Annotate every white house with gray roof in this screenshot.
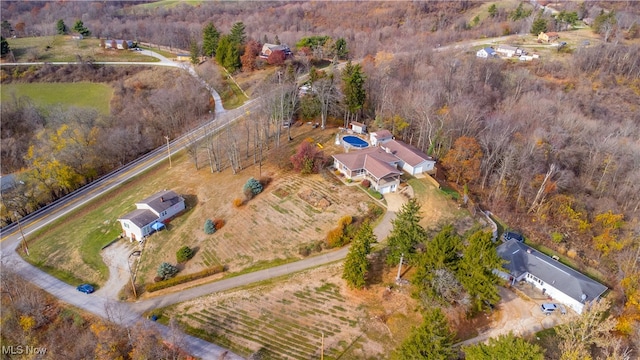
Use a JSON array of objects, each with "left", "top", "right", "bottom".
[
  {"left": 118, "top": 190, "right": 185, "bottom": 242},
  {"left": 496, "top": 239, "right": 608, "bottom": 314}
]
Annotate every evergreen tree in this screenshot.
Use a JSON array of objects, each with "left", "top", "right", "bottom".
[
  {"left": 189, "top": 38, "right": 199, "bottom": 64},
  {"left": 1, "top": 20, "right": 12, "bottom": 38},
  {"left": 56, "top": 19, "right": 67, "bottom": 35},
  {"left": 488, "top": 4, "right": 498, "bottom": 18},
  {"left": 157, "top": 262, "right": 179, "bottom": 280},
  {"left": 342, "top": 222, "right": 375, "bottom": 288},
  {"left": 204, "top": 219, "right": 215, "bottom": 234},
  {"left": 176, "top": 246, "right": 194, "bottom": 263},
  {"left": 243, "top": 177, "right": 263, "bottom": 196},
  {"left": 341, "top": 61, "right": 366, "bottom": 123},
  {"left": 386, "top": 198, "right": 425, "bottom": 266},
  {"left": 456, "top": 231, "right": 504, "bottom": 313},
  {"left": 229, "top": 21, "right": 247, "bottom": 45},
  {"left": 274, "top": 34, "right": 280, "bottom": 45},
  {"left": 215, "top": 35, "right": 230, "bottom": 66},
  {"left": 413, "top": 225, "right": 463, "bottom": 304},
  {"left": 393, "top": 307, "right": 456, "bottom": 360},
  {"left": 202, "top": 22, "right": 220, "bottom": 57},
  {"left": 334, "top": 37, "right": 348, "bottom": 59},
  {"left": 72, "top": 20, "right": 91, "bottom": 37},
  {"left": 463, "top": 333, "right": 545, "bottom": 360},
  {"left": 531, "top": 17, "right": 548, "bottom": 35},
  {"left": 0, "top": 36, "right": 10, "bottom": 57}
]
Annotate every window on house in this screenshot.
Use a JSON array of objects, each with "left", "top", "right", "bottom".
[{"left": 124, "top": 223, "right": 129, "bottom": 229}]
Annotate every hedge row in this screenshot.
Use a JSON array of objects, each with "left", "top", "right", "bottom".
[{"left": 145, "top": 265, "right": 225, "bottom": 293}]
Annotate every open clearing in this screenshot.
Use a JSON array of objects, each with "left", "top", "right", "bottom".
[
  {"left": 160, "top": 262, "right": 421, "bottom": 360},
  {"left": 4, "top": 36, "right": 159, "bottom": 63},
  {"left": 21, "top": 125, "right": 377, "bottom": 289},
  {"left": 1, "top": 82, "right": 113, "bottom": 114}
]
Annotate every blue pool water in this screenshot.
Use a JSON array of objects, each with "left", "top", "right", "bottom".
[{"left": 342, "top": 135, "right": 369, "bottom": 148}]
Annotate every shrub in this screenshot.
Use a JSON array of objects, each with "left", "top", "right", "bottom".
[
  {"left": 326, "top": 227, "right": 345, "bottom": 248},
  {"left": 213, "top": 219, "right": 225, "bottom": 230},
  {"left": 145, "top": 265, "right": 225, "bottom": 293},
  {"left": 176, "top": 246, "right": 194, "bottom": 263},
  {"left": 298, "top": 246, "right": 311, "bottom": 257},
  {"left": 367, "top": 188, "right": 383, "bottom": 199},
  {"left": 204, "top": 219, "right": 216, "bottom": 234},
  {"left": 157, "top": 262, "right": 179, "bottom": 280},
  {"left": 244, "top": 177, "right": 263, "bottom": 197},
  {"left": 291, "top": 140, "right": 326, "bottom": 174},
  {"left": 338, "top": 215, "right": 353, "bottom": 228},
  {"left": 361, "top": 179, "right": 371, "bottom": 188},
  {"left": 233, "top": 198, "right": 244, "bottom": 207}
]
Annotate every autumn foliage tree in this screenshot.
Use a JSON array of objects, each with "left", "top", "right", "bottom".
[
  {"left": 442, "top": 136, "right": 483, "bottom": 185},
  {"left": 290, "top": 139, "right": 326, "bottom": 174},
  {"left": 241, "top": 40, "right": 261, "bottom": 72},
  {"left": 267, "top": 49, "right": 286, "bottom": 65}
]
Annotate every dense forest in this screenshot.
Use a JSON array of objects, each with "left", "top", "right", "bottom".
[{"left": 1, "top": 1, "right": 639, "bottom": 358}]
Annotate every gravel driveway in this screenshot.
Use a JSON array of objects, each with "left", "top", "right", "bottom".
[{"left": 95, "top": 240, "right": 138, "bottom": 299}]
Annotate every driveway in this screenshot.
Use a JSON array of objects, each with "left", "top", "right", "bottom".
[{"left": 455, "top": 286, "right": 570, "bottom": 347}]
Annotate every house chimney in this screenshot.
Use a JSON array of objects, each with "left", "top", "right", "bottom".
[{"left": 160, "top": 196, "right": 164, "bottom": 202}]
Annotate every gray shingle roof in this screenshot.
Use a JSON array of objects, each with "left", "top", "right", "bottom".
[
  {"left": 497, "top": 239, "right": 607, "bottom": 304},
  {"left": 119, "top": 209, "right": 157, "bottom": 228},
  {"left": 137, "top": 190, "right": 182, "bottom": 214}
]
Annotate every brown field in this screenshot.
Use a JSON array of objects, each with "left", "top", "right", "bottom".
[{"left": 160, "top": 262, "right": 423, "bottom": 360}]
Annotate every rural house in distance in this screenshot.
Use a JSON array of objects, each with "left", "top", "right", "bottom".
[{"left": 118, "top": 190, "right": 185, "bottom": 242}]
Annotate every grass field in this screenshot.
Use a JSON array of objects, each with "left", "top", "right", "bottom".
[
  {"left": 1, "top": 82, "right": 113, "bottom": 114},
  {"left": 5, "top": 36, "right": 160, "bottom": 63},
  {"left": 22, "top": 157, "right": 176, "bottom": 286}
]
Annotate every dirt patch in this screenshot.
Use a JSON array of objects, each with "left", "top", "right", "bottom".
[{"left": 297, "top": 187, "right": 332, "bottom": 211}]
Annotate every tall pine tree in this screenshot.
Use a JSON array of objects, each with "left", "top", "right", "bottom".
[
  {"left": 386, "top": 198, "right": 425, "bottom": 266},
  {"left": 341, "top": 61, "right": 366, "bottom": 125},
  {"left": 229, "top": 22, "right": 246, "bottom": 45},
  {"left": 342, "top": 222, "right": 375, "bottom": 288},
  {"left": 456, "top": 231, "right": 504, "bottom": 313},
  {"left": 393, "top": 307, "right": 456, "bottom": 360},
  {"left": 202, "top": 22, "right": 220, "bottom": 57}
]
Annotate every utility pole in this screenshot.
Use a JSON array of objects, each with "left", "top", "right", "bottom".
[
  {"left": 396, "top": 253, "right": 404, "bottom": 283},
  {"left": 164, "top": 136, "right": 172, "bottom": 169},
  {"left": 128, "top": 252, "right": 138, "bottom": 299},
  {"left": 16, "top": 214, "right": 29, "bottom": 256}
]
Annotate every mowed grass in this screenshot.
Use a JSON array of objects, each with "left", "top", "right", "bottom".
[
  {"left": 1, "top": 82, "right": 113, "bottom": 114},
  {"left": 134, "top": 0, "right": 203, "bottom": 9},
  {"left": 6, "top": 36, "right": 160, "bottom": 63},
  {"left": 23, "top": 154, "right": 177, "bottom": 286}
]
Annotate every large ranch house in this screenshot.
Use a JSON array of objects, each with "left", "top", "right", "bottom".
[{"left": 333, "top": 131, "right": 435, "bottom": 194}]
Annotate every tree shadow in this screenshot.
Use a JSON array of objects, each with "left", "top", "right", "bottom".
[{"left": 182, "top": 194, "right": 199, "bottom": 209}]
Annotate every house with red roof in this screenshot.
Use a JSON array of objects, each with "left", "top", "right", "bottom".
[
  {"left": 332, "top": 139, "right": 436, "bottom": 193},
  {"left": 118, "top": 190, "right": 185, "bottom": 242},
  {"left": 380, "top": 140, "right": 436, "bottom": 176},
  {"left": 332, "top": 147, "right": 403, "bottom": 194}
]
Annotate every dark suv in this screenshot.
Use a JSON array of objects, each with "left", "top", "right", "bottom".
[{"left": 503, "top": 231, "right": 524, "bottom": 243}]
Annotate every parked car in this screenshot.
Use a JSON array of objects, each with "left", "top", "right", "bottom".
[
  {"left": 77, "top": 284, "right": 95, "bottom": 294},
  {"left": 541, "top": 303, "right": 558, "bottom": 315},
  {"left": 503, "top": 231, "right": 524, "bottom": 243}
]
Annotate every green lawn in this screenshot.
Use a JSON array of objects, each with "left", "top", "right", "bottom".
[
  {"left": 1, "top": 82, "right": 113, "bottom": 114},
  {"left": 23, "top": 154, "right": 177, "bottom": 286}
]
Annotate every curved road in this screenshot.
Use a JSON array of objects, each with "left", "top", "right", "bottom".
[{"left": 0, "top": 34, "right": 524, "bottom": 357}]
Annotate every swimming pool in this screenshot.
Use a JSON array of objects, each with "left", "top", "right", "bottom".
[{"left": 342, "top": 135, "right": 369, "bottom": 148}]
